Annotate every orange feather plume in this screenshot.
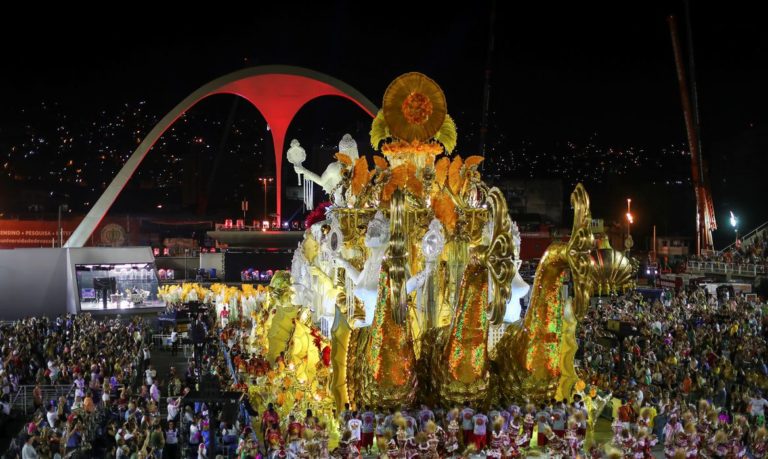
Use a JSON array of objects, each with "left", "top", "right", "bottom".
[
  {"left": 335, "top": 153, "right": 353, "bottom": 166},
  {"left": 463, "top": 155, "right": 484, "bottom": 169},
  {"left": 351, "top": 157, "right": 370, "bottom": 196},
  {"left": 448, "top": 156, "right": 464, "bottom": 195},
  {"left": 434, "top": 157, "right": 450, "bottom": 187},
  {"left": 373, "top": 156, "right": 389, "bottom": 170},
  {"left": 432, "top": 191, "right": 457, "bottom": 233}
]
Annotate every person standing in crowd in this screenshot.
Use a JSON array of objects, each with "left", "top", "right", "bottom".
[
  {"left": 360, "top": 406, "right": 376, "bottom": 455},
  {"left": 21, "top": 434, "right": 37, "bottom": 459},
  {"left": 460, "top": 402, "right": 474, "bottom": 446},
  {"left": 165, "top": 420, "right": 179, "bottom": 459}
]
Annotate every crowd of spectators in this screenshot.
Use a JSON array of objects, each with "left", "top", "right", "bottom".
[
  {"left": 578, "top": 286, "right": 768, "bottom": 456},
  {"left": 4, "top": 282, "right": 768, "bottom": 458},
  {"left": 0, "top": 314, "right": 188, "bottom": 459},
  {"left": 688, "top": 231, "right": 768, "bottom": 268}
]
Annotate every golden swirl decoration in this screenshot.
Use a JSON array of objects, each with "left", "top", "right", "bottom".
[
  {"left": 382, "top": 72, "right": 447, "bottom": 142},
  {"left": 566, "top": 184, "right": 595, "bottom": 319},
  {"left": 484, "top": 187, "right": 516, "bottom": 325}
]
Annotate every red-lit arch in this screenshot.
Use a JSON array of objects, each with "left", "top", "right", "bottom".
[{"left": 66, "top": 66, "right": 378, "bottom": 247}]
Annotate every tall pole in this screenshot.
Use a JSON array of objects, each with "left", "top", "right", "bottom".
[
  {"left": 263, "top": 181, "right": 268, "bottom": 223},
  {"left": 652, "top": 225, "right": 657, "bottom": 262},
  {"left": 58, "top": 205, "right": 62, "bottom": 248},
  {"left": 626, "top": 198, "right": 633, "bottom": 255}
]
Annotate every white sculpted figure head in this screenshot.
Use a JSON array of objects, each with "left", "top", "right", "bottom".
[
  {"left": 365, "top": 211, "right": 390, "bottom": 248},
  {"left": 421, "top": 219, "right": 445, "bottom": 263},
  {"left": 338, "top": 134, "right": 359, "bottom": 160}
]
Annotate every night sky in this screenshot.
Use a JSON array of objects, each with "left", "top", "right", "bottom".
[{"left": 0, "top": 2, "right": 766, "bottom": 248}]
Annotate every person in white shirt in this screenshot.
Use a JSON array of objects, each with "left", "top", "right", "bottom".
[
  {"left": 471, "top": 412, "right": 489, "bottom": 450},
  {"left": 750, "top": 392, "right": 768, "bottom": 422},
  {"left": 170, "top": 330, "right": 179, "bottom": 356},
  {"left": 551, "top": 402, "right": 566, "bottom": 436},
  {"left": 167, "top": 397, "right": 180, "bottom": 422},
  {"left": 403, "top": 412, "right": 417, "bottom": 438},
  {"left": 150, "top": 382, "right": 160, "bottom": 403},
  {"left": 536, "top": 404, "right": 551, "bottom": 447},
  {"left": 460, "top": 403, "right": 475, "bottom": 445},
  {"left": 347, "top": 412, "right": 363, "bottom": 446},
  {"left": 145, "top": 365, "right": 156, "bottom": 386},
  {"left": 46, "top": 405, "right": 58, "bottom": 429},
  {"left": 21, "top": 435, "right": 38, "bottom": 459},
  {"left": 360, "top": 407, "right": 376, "bottom": 454}
]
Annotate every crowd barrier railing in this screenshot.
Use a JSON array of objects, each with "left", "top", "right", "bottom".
[
  {"left": 9, "top": 384, "right": 76, "bottom": 416},
  {"left": 686, "top": 260, "right": 767, "bottom": 277}
]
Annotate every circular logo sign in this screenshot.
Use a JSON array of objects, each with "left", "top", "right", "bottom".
[
  {"left": 624, "top": 235, "right": 634, "bottom": 250},
  {"left": 100, "top": 223, "right": 126, "bottom": 246}
]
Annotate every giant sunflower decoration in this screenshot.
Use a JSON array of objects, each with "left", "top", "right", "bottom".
[{"left": 382, "top": 72, "right": 447, "bottom": 142}]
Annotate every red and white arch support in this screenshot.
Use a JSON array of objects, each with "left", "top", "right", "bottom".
[{"left": 65, "top": 65, "right": 377, "bottom": 247}]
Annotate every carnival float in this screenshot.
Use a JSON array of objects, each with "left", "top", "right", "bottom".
[{"left": 172, "top": 73, "right": 636, "bottom": 431}]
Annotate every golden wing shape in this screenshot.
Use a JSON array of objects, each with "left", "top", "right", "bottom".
[{"left": 484, "top": 187, "right": 517, "bottom": 325}]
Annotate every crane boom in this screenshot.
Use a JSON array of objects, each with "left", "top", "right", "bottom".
[{"left": 668, "top": 14, "right": 717, "bottom": 255}]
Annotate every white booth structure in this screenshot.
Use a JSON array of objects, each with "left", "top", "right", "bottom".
[{"left": 0, "top": 246, "right": 162, "bottom": 320}]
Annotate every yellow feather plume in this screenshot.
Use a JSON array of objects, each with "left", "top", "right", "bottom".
[
  {"left": 434, "top": 114, "right": 457, "bottom": 154},
  {"left": 370, "top": 110, "right": 390, "bottom": 149},
  {"left": 351, "top": 157, "right": 369, "bottom": 196},
  {"left": 434, "top": 156, "right": 450, "bottom": 187},
  {"left": 448, "top": 156, "right": 464, "bottom": 195}
]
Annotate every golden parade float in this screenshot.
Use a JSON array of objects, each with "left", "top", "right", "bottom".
[{"left": 221, "top": 73, "right": 637, "bottom": 425}]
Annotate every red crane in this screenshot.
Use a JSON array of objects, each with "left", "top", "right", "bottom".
[{"left": 668, "top": 14, "right": 717, "bottom": 255}]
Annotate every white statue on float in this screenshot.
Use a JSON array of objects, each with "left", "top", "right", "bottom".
[
  {"left": 334, "top": 211, "right": 389, "bottom": 328},
  {"left": 290, "top": 134, "right": 359, "bottom": 206},
  {"left": 504, "top": 221, "right": 530, "bottom": 323},
  {"left": 306, "top": 219, "right": 341, "bottom": 319},
  {"left": 290, "top": 243, "right": 313, "bottom": 308},
  {"left": 335, "top": 213, "right": 439, "bottom": 329}
]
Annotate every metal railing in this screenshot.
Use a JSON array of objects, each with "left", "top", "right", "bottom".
[
  {"left": 152, "top": 333, "right": 194, "bottom": 357},
  {"left": 721, "top": 219, "right": 768, "bottom": 253},
  {"left": 9, "top": 384, "right": 75, "bottom": 416},
  {"left": 686, "top": 260, "right": 767, "bottom": 277}
]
